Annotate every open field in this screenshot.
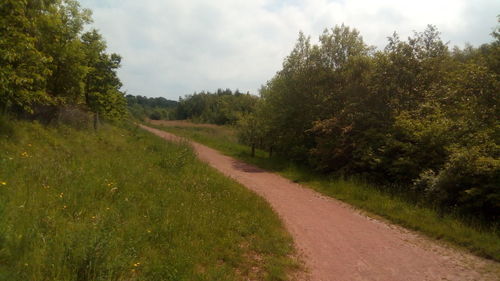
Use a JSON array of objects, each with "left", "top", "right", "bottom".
[
  {"left": 149, "top": 120, "right": 500, "bottom": 263},
  {"left": 0, "top": 120, "right": 298, "bottom": 281}
]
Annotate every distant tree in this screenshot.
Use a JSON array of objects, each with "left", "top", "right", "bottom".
[
  {"left": 174, "top": 90, "right": 258, "bottom": 125},
  {"left": 237, "top": 113, "right": 262, "bottom": 157},
  {"left": 125, "top": 94, "right": 177, "bottom": 120}
]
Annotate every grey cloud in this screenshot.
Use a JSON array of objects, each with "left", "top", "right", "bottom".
[{"left": 79, "top": 0, "right": 500, "bottom": 99}]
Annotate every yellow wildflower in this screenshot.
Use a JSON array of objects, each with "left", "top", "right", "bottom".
[
  {"left": 59, "top": 193, "right": 64, "bottom": 198},
  {"left": 21, "top": 152, "right": 29, "bottom": 158},
  {"left": 0, "top": 181, "right": 6, "bottom": 186}
]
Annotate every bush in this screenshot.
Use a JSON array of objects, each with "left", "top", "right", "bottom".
[
  {"left": 414, "top": 146, "right": 500, "bottom": 220},
  {"left": 149, "top": 110, "right": 162, "bottom": 120},
  {"left": 55, "top": 107, "right": 93, "bottom": 129}
]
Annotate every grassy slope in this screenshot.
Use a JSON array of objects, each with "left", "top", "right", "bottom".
[
  {"left": 151, "top": 122, "right": 500, "bottom": 262},
  {"left": 0, "top": 120, "right": 297, "bottom": 281}
]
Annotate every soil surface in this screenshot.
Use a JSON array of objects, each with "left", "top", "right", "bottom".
[{"left": 141, "top": 124, "right": 500, "bottom": 281}]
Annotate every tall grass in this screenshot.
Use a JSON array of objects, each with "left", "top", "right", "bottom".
[
  {"left": 0, "top": 121, "right": 297, "bottom": 281},
  {"left": 152, "top": 122, "right": 500, "bottom": 262}
]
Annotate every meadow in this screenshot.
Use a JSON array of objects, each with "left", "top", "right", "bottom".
[
  {"left": 0, "top": 119, "right": 297, "bottom": 281},
  {"left": 150, "top": 121, "right": 500, "bottom": 262}
]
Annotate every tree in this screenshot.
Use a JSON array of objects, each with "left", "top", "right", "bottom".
[
  {"left": 37, "top": 0, "right": 92, "bottom": 105},
  {"left": 257, "top": 25, "right": 372, "bottom": 161},
  {"left": 174, "top": 90, "right": 257, "bottom": 125},
  {"left": 1, "top": 0, "right": 127, "bottom": 125},
  {"left": 0, "top": 0, "right": 52, "bottom": 113},
  {"left": 237, "top": 113, "right": 261, "bottom": 157},
  {"left": 251, "top": 21, "right": 500, "bottom": 219},
  {"left": 82, "top": 30, "right": 126, "bottom": 127}
]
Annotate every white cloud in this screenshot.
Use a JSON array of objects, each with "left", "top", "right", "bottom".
[{"left": 79, "top": 0, "right": 500, "bottom": 99}]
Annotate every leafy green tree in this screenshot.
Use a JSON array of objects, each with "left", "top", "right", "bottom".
[
  {"left": 0, "top": 0, "right": 52, "bottom": 113},
  {"left": 126, "top": 95, "right": 177, "bottom": 120},
  {"left": 237, "top": 113, "right": 261, "bottom": 157},
  {"left": 175, "top": 89, "right": 257, "bottom": 125},
  {"left": 82, "top": 30, "right": 126, "bottom": 126},
  {"left": 1, "top": 0, "right": 127, "bottom": 125},
  {"left": 37, "top": 0, "right": 91, "bottom": 105},
  {"left": 252, "top": 21, "right": 500, "bottom": 220},
  {"left": 259, "top": 25, "right": 372, "bottom": 161}
]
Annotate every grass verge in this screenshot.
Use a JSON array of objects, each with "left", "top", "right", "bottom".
[
  {"left": 0, "top": 119, "right": 297, "bottom": 281},
  {"left": 150, "top": 120, "right": 500, "bottom": 262}
]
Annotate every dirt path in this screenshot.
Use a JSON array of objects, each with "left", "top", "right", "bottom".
[{"left": 141, "top": 125, "right": 499, "bottom": 281}]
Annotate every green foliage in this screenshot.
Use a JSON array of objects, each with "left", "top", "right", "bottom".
[
  {"left": 37, "top": 0, "right": 91, "bottom": 104},
  {"left": 251, "top": 21, "right": 500, "bottom": 221},
  {"left": 0, "top": 120, "right": 297, "bottom": 280},
  {"left": 82, "top": 30, "right": 126, "bottom": 120},
  {"left": 149, "top": 110, "right": 162, "bottom": 120},
  {"left": 175, "top": 89, "right": 258, "bottom": 125},
  {"left": 0, "top": 0, "right": 52, "bottom": 113},
  {"left": 256, "top": 25, "right": 373, "bottom": 161},
  {"left": 0, "top": 0, "right": 127, "bottom": 122},
  {"left": 236, "top": 113, "right": 262, "bottom": 156},
  {"left": 414, "top": 147, "right": 500, "bottom": 217},
  {"left": 126, "top": 95, "right": 177, "bottom": 120}
]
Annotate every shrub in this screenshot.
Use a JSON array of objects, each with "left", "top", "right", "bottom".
[
  {"left": 149, "top": 110, "right": 162, "bottom": 120},
  {"left": 414, "top": 146, "right": 500, "bottom": 220}
]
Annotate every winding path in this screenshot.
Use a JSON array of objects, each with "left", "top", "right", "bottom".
[{"left": 141, "top": 124, "right": 499, "bottom": 281}]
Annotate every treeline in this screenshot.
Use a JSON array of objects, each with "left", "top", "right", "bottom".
[
  {"left": 126, "top": 89, "right": 257, "bottom": 124},
  {"left": 239, "top": 23, "right": 499, "bottom": 220},
  {"left": 126, "top": 95, "right": 177, "bottom": 120},
  {"left": 175, "top": 89, "right": 258, "bottom": 125},
  {"left": 0, "top": 0, "right": 126, "bottom": 126}
]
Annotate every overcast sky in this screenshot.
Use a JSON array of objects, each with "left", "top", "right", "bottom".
[{"left": 79, "top": 0, "right": 499, "bottom": 100}]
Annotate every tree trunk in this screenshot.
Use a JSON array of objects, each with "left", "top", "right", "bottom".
[
  {"left": 0, "top": 102, "right": 7, "bottom": 115},
  {"left": 93, "top": 112, "right": 100, "bottom": 130},
  {"left": 269, "top": 146, "right": 273, "bottom": 158},
  {"left": 251, "top": 144, "right": 255, "bottom": 157}
]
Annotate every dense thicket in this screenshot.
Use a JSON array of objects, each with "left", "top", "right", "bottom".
[
  {"left": 175, "top": 89, "right": 258, "bottom": 125},
  {"left": 0, "top": 0, "right": 126, "bottom": 124},
  {"left": 126, "top": 94, "right": 177, "bottom": 120},
  {"left": 240, "top": 23, "right": 500, "bottom": 220}
]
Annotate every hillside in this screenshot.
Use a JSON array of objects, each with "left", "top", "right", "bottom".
[{"left": 0, "top": 120, "right": 298, "bottom": 280}]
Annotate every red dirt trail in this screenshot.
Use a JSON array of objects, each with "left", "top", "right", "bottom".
[{"left": 141, "top": 125, "right": 499, "bottom": 281}]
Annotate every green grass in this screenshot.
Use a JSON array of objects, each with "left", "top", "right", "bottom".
[
  {"left": 0, "top": 119, "right": 298, "bottom": 281},
  {"left": 151, "top": 122, "right": 500, "bottom": 262}
]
